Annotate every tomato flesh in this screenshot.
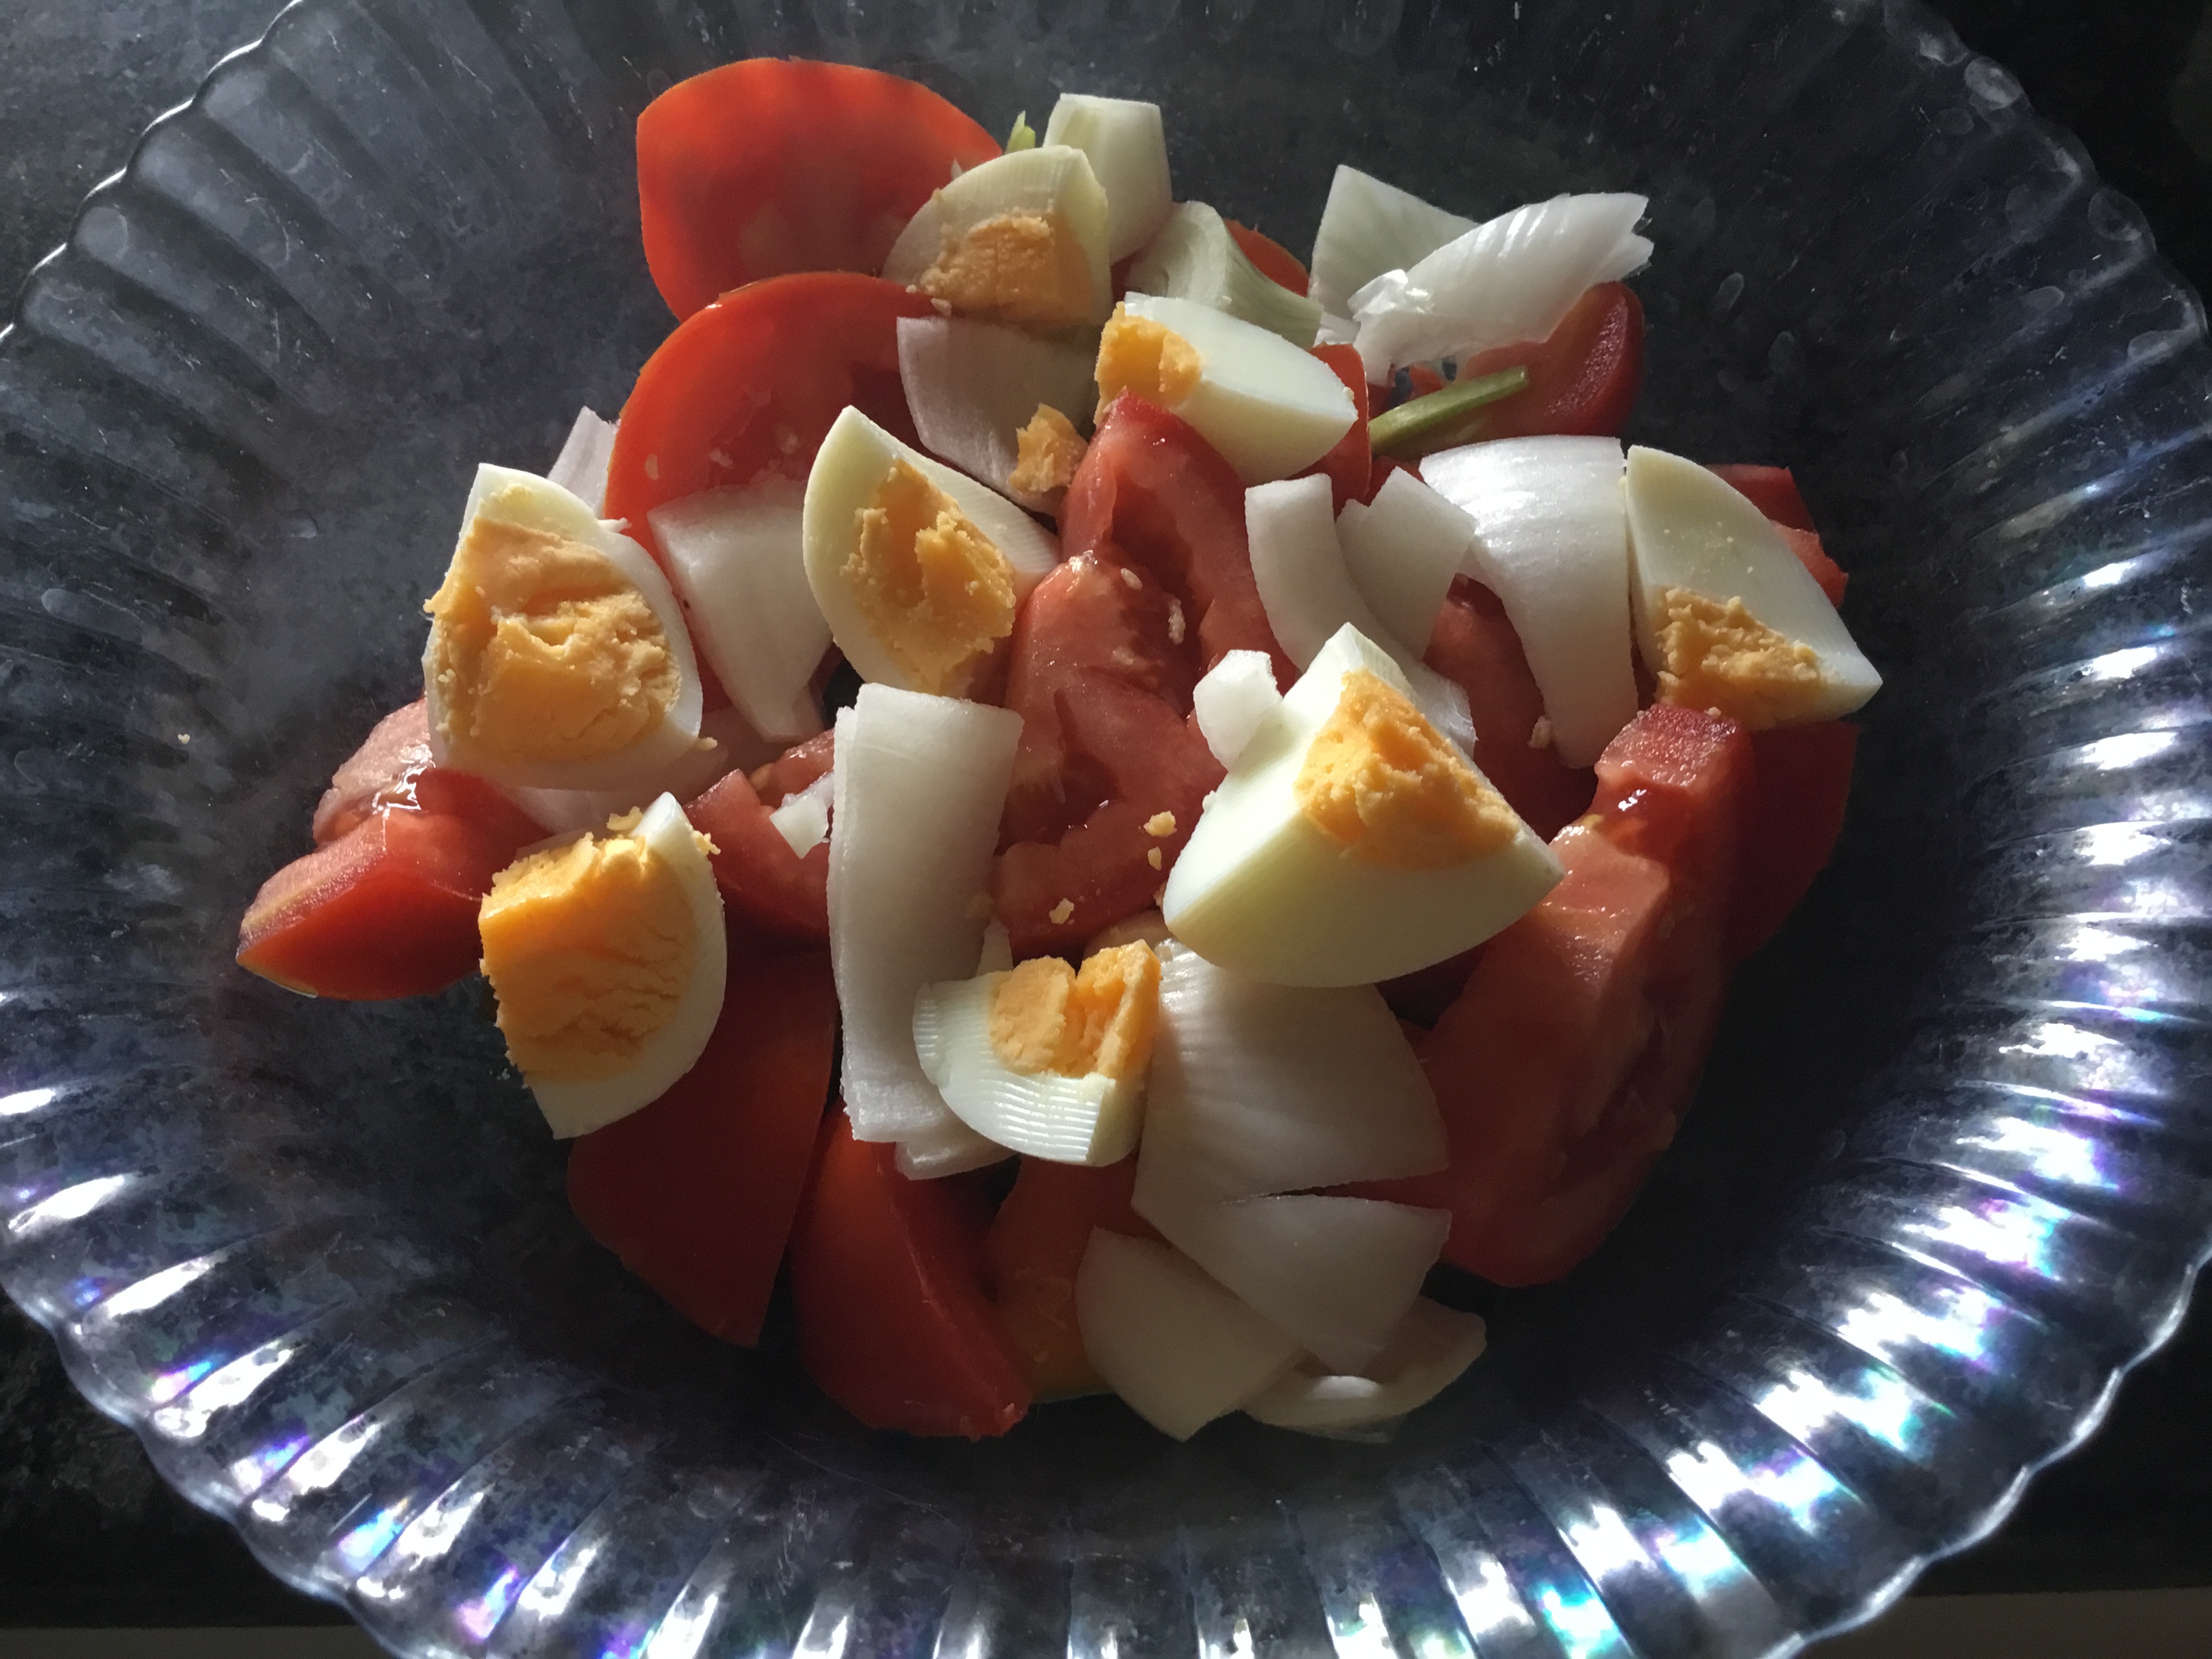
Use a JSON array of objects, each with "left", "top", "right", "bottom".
[
  {"left": 1441, "top": 281, "right": 1645, "bottom": 444},
  {"left": 982, "top": 1158, "right": 1160, "bottom": 1399},
  {"left": 605, "top": 273, "right": 937, "bottom": 563},
  {"left": 312, "top": 700, "right": 434, "bottom": 843},
  {"left": 637, "top": 59, "right": 1000, "bottom": 321},
  {"left": 237, "top": 771, "right": 543, "bottom": 1001},
  {"left": 687, "top": 766, "right": 828, "bottom": 945},
  {"left": 790, "top": 1115, "right": 1032, "bottom": 1438},
  {"left": 567, "top": 947, "right": 836, "bottom": 1345},
  {"left": 1424, "top": 577, "right": 1595, "bottom": 840},
  {"left": 1729, "top": 722, "right": 1858, "bottom": 960}
]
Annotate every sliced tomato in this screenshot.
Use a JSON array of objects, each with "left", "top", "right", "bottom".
[
  {"left": 687, "top": 769, "right": 827, "bottom": 945},
  {"left": 1362, "top": 705, "right": 1750, "bottom": 1285},
  {"left": 789, "top": 1115, "right": 1032, "bottom": 1438},
  {"left": 312, "top": 700, "right": 433, "bottom": 843},
  {"left": 237, "top": 771, "right": 543, "bottom": 1000},
  {"left": 750, "top": 729, "right": 836, "bottom": 807},
  {"left": 1303, "top": 344, "right": 1373, "bottom": 512},
  {"left": 1706, "top": 464, "right": 1816, "bottom": 531},
  {"left": 1729, "top": 722, "right": 1858, "bottom": 960},
  {"left": 637, "top": 59, "right": 1000, "bottom": 321},
  {"left": 1059, "top": 393, "right": 1292, "bottom": 680},
  {"left": 982, "top": 1158, "right": 1161, "bottom": 1399},
  {"left": 1442, "top": 281, "right": 1645, "bottom": 443},
  {"left": 1424, "top": 577, "right": 1595, "bottom": 840},
  {"left": 1225, "top": 220, "right": 1309, "bottom": 295},
  {"left": 567, "top": 947, "right": 836, "bottom": 1345},
  {"left": 605, "top": 273, "right": 937, "bottom": 562}
]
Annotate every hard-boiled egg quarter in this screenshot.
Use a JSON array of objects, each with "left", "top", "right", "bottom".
[
  {"left": 1624, "top": 445, "right": 1880, "bottom": 729},
  {"left": 424, "top": 466, "right": 703, "bottom": 792},
  {"left": 1163, "top": 624, "right": 1561, "bottom": 986},
  {"left": 802, "top": 405, "right": 1059, "bottom": 697},
  {"left": 1101, "top": 295, "right": 1355, "bottom": 484},
  {"left": 882, "top": 145, "right": 1113, "bottom": 333},
  {"left": 477, "top": 793, "right": 725, "bottom": 1138}
]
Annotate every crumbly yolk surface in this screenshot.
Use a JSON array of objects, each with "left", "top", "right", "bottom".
[
  {"left": 1008, "top": 404, "right": 1087, "bottom": 495},
  {"left": 845, "top": 458, "right": 1017, "bottom": 693},
  {"left": 1096, "top": 306, "right": 1202, "bottom": 409},
  {"left": 478, "top": 827, "right": 697, "bottom": 1082},
  {"left": 986, "top": 942, "right": 1161, "bottom": 1081},
  {"left": 1653, "top": 587, "right": 1826, "bottom": 731},
  {"left": 1295, "top": 669, "right": 1517, "bottom": 868},
  {"left": 917, "top": 211, "right": 1097, "bottom": 331},
  {"left": 424, "top": 501, "right": 676, "bottom": 762}
]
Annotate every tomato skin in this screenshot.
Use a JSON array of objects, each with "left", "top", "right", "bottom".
[
  {"left": 1303, "top": 345, "right": 1373, "bottom": 512},
  {"left": 1450, "top": 281, "right": 1645, "bottom": 442},
  {"left": 237, "top": 771, "right": 543, "bottom": 1000},
  {"left": 637, "top": 59, "right": 1000, "bottom": 321},
  {"left": 1729, "top": 722, "right": 1858, "bottom": 960},
  {"left": 983, "top": 1159, "right": 1160, "bottom": 1399},
  {"left": 313, "top": 700, "right": 432, "bottom": 843},
  {"left": 1225, "top": 220, "right": 1309, "bottom": 295},
  {"left": 1365, "top": 705, "right": 1750, "bottom": 1285},
  {"left": 1059, "top": 393, "right": 1293, "bottom": 681},
  {"left": 687, "top": 768, "right": 828, "bottom": 945},
  {"left": 566, "top": 947, "right": 836, "bottom": 1345},
  {"left": 790, "top": 1115, "right": 1032, "bottom": 1439},
  {"left": 1423, "top": 577, "right": 1595, "bottom": 840},
  {"left": 604, "top": 274, "right": 937, "bottom": 562}
]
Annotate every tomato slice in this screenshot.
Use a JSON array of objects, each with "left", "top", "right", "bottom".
[
  {"left": 1729, "top": 722, "right": 1858, "bottom": 960},
  {"left": 1225, "top": 220, "right": 1309, "bottom": 295},
  {"left": 751, "top": 730, "right": 836, "bottom": 806},
  {"left": 1303, "top": 344, "right": 1373, "bottom": 512},
  {"left": 1443, "top": 281, "right": 1645, "bottom": 443},
  {"left": 1424, "top": 577, "right": 1595, "bottom": 840},
  {"left": 687, "top": 768, "right": 828, "bottom": 945},
  {"left": 604, "top": 273, "right": 937, "bottom": 562},
  {"left": 1059, "top": 393, "right": 1292, "bottom": 681},
  {"left": 982, "top": 1158, "right": 1160, "bottom": 1399},
  {"left": 789, "top": 1115, "right": 1032, "bottom": 1438},
  {"left": 566, "top": 947, "right": 836, "bottom": 1345},
  {"left": 636, "top": 59, "right": 1000, "bottom": 321},
  {"left": 1364, "top": 705, "right": 1750, "bottom": 1285},
  {"left": 312, "top": 700, "right": 434, "bottom": 843},
  {"left": 237, "top": 771, "right": 543, "bottom": 1000}
]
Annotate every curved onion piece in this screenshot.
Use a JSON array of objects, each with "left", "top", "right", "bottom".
[
  {"left": 1191, "top": 649, "right": 1283, "bottom": 769},
  {"left": 829, "top": 687, "right": 1023, "bottom": 1149},
  {"left": 1127, "top": 203, "right": 1322, "bottom": 347},
  {"left": 1042, "top": 94, "right": 1174, "bottom": 262},
  {"left": 1076, "top": 1229, "right": 1299, "bottom": 1440},
  {"left": 1244, "top": 1298, "right": 1487, "bottom": 1432},
  {"left": 1309, "top": 165, "right": 1475, "bottom": 328},
  {"left": 898, "top": 316, "right": 1098, "bottom": 508},
  {"left": 549, "top": 406, "right": 618, "bottom": 514},
  {"left": 1334, "top": 466, "right": 1474, "bottom": 657}
]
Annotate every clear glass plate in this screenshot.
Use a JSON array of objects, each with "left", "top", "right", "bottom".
[{"left": 1, "top": 1, "right": 2207, "bottom": 1654}]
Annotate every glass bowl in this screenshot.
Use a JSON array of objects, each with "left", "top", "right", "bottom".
[{"left": 2, "top": 1, "right": 2207, "bottom": 1654}]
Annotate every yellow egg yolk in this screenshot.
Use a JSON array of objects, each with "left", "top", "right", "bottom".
[
  {"left": 1653, "top": 587, "right": 1826, "bottom": 730},
  {"left": 1007, "top": 404, "right": 1087, "bottom": 495},
  {"left": 1097, "top": 306, "right": 1202, "bottom": 409},
  {"left": 986, "top": 942, "right": 1161, "bottom": 1081},
  {"left": 478, "top": 825, "right": 699, "bottom": 1082},
  {"left": 424, "top": 501, "right": 678, "bottom": 764},
  {"left": 1295, "top": 669, "right": 1518, "bottom": 869},
  {"left": 917, "top": 211, "right": 1097, "bottom": 331},
  {"left": 845, "top": 457, "right": 1018, "bottom": 694}
]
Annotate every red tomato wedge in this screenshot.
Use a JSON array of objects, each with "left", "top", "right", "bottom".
[
  {"left": 566, "top": 948, "right": 836, "bottom": 1345},
  {"left": 751, "top": 730, "right": 836, "bottom": 806},
  {"left": 1364, "top": 705, "right": 1750, "bottom": 1285},
  {"left": 636, "top": 59, "right": 1000, "bottom": 321},
  {"left": 1448, "top": 281, "right": 1645, "bottom": 442},
  {"left": 1729, "top": 722, "right": 1858, "bottom": 960},
  {"left": 687, "top": 768, "right": 828, "bottom": 945},
  {"left": 604, "top": 273, "right": 937, "bottom": 562},
  {"left": 1225, "top": 220, "right": 1309, "bottom": 295},
  {"left": 237, "top": 771, "right": 543, "bottom": 1000},
  {"left": 790, "top": 1115, "right": 1032, "bottom": 1438},
  {"left": 1059, "top": 393, "right": 1293, "bottom": 681},
  {"left": 1303, "top": 344, "right": 1373, "bottom": 512},
  {"left": 1424, "top": 577, "right": 1595, "bottom": 840},
  {"left": 983, "top": 1159, "right": 1160, "bottom": 1399},
  {"left": 312, "top": 700, "right": 434, "bottom": 843}
]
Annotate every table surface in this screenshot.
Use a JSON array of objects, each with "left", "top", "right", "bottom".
[{"left": 0, "top": 0, "right": 2207, "bottom": 1636}]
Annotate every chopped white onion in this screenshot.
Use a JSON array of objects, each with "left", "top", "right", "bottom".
[
  {"left": 768, "top": 769, "right": 835, "bottom": 858},
  {"left": 1421, "top": 436, "right": 1637, "bottom": 767},
  {"left": 1244, "top": 474, "right": 1475, "bottom": 754},
  {"left": 1131, "top": 1185, "right": 1451, "bottom": 1374},
  {"left": 1349, "top": 193, "right": 1651, "bottom": 382},
  {"left": 1191, "top": 650, "right": 1283, "bottom": 769},
  {"left": 1244, "top": 1298, "right": 1487, "bottom": 1432},
  {"left": 548, "top": 406, "right": 618, "bottom": 514},
  {"left": 1076, "top": 1229, "right": 1300, "bottom": 1440},
  {"left": 975, "top": 920, "right": 1013, "bottom": 975},
  {"left": 829, "top": 689, "right": 1023, "bottom": 1147},
  {"left": 1134, "top": 945, "right": 1445, "bottom": 1202},
  {"left": 897, "top": 317, "right": 1098, "bottom": 508},
  {"left": 1042, "top": 95, "right": 1174, "bottom": 262},
  {"left": 1126, "top": 202, "right": 1323, "bottom": 347},
  {"left": 1334, "top": 468, "right": 1475, "bottom": 655},
  {"left": 650, "top": 478, "right": 828, "bottom": 743},
  {"left": 1309, "top": 166, "right": 1476, "bottom": 329}
]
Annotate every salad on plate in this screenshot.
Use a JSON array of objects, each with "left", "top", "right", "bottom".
[{"left": 235, "top": 58, "right": 1879, "bottom": 1442}]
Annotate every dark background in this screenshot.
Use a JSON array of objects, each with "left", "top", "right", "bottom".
[{"left": 0, "top": 0, "right": 2205, "bottom": 1629}]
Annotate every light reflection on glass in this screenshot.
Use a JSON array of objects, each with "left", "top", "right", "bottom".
[
  {"left": 1835, "top": 1286, "right": 2003, "bottom": 1370},
  {"left": 1996, "top": 1019, "right": 2155, "bottom": 1096},
  {"left": 334, "top": 1500, "right": 415, "bottom": 1578},
  {"left": 1441, "top": 1553, "right": 1539, "bottom": 1650},
  {"left": 147, "top": 1355, "right": 216, "bottom": 1405},
  {"left": 455, "top": 1561, "right": 523, "bottom": 1643},
  {"left": 2075, "top": 731, "right": 2179, "bottom": 771},
  {"left": 639, "top": 1586, "right": 720, "bottom": 1659},
  {"left": 152, "top": 1335, "right": 298, "bottom": 1439},
  {"left": 2076, "top": 823, "right": 2165, "bottom": 866},
  {"left": 1959, "top": 1115, "right": 2115, "bottom": 1191},
  {"left": 1326, "top": 1591, "right": 1399, "bottom": 1659},
  {"left": 0, "top": 1086, "right": 59, "bottom": 1116},
  {"left": 9, "top": 1172, "right": 137, "bottom": 1240},
  {"left": 1664, "top": 1441, "right": 1847, "bottom": 1537},
  {"left": 2077, "top": 556, "right": 2142, "bottom": 591},
  {"left": 2055, "top": 923, "right": 2149, "bottom": 964},
  {"left": 1534, "top": 1581, "right": 1631, "bottom": 1659},
  {"left": 2082, "top": 644, "right": 2164, "bottom": 680},
  {"left": 227, "top": 1433, "right": 311, "bottom": 1496},
  {"left": 516, "top": 1534, "right": 605, "bottom": 1622},
  {"left": 1755, "top": 1365, "right": 1929, "bottom": 1458},
  {"left": 1900, "top": 1196, "right": 2070, "bottom": 1277},
  {"left": 377, "top": 1482, "right": 489, "bottom": 1573},
  {"left": 1561, "top": 1504, "right": 1648, "bottom": 1582},
  {"left": 86, "top": 1248, "right": 221, "bottom": 1320},
  {"left": 598, "top": 1627, "right": 650, "bottom": 1659}
]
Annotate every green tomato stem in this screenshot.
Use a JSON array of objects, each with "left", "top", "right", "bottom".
[{"left": 1368, "top": 366, "right": 1530, "bottom": 457}]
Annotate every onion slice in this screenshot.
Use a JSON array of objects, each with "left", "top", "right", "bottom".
[
  {"left": 898, "top": 316, "right": 1098, "bottom": 508},
  {"left": 1244, "top": 1298, "right": 1487, "bottom": 1432},
  {"left": 549, "top": 406, "right": 617, "bottom": 514},
  {"left": 1191, "top": 649, "right": 1283, "bottom": 770},
  {"left": 1309, "top": 166, "right": 1476, "bottom": 329},
  {"left": 1334, "top": 467, "right": 1475, "bottom": 655}
]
